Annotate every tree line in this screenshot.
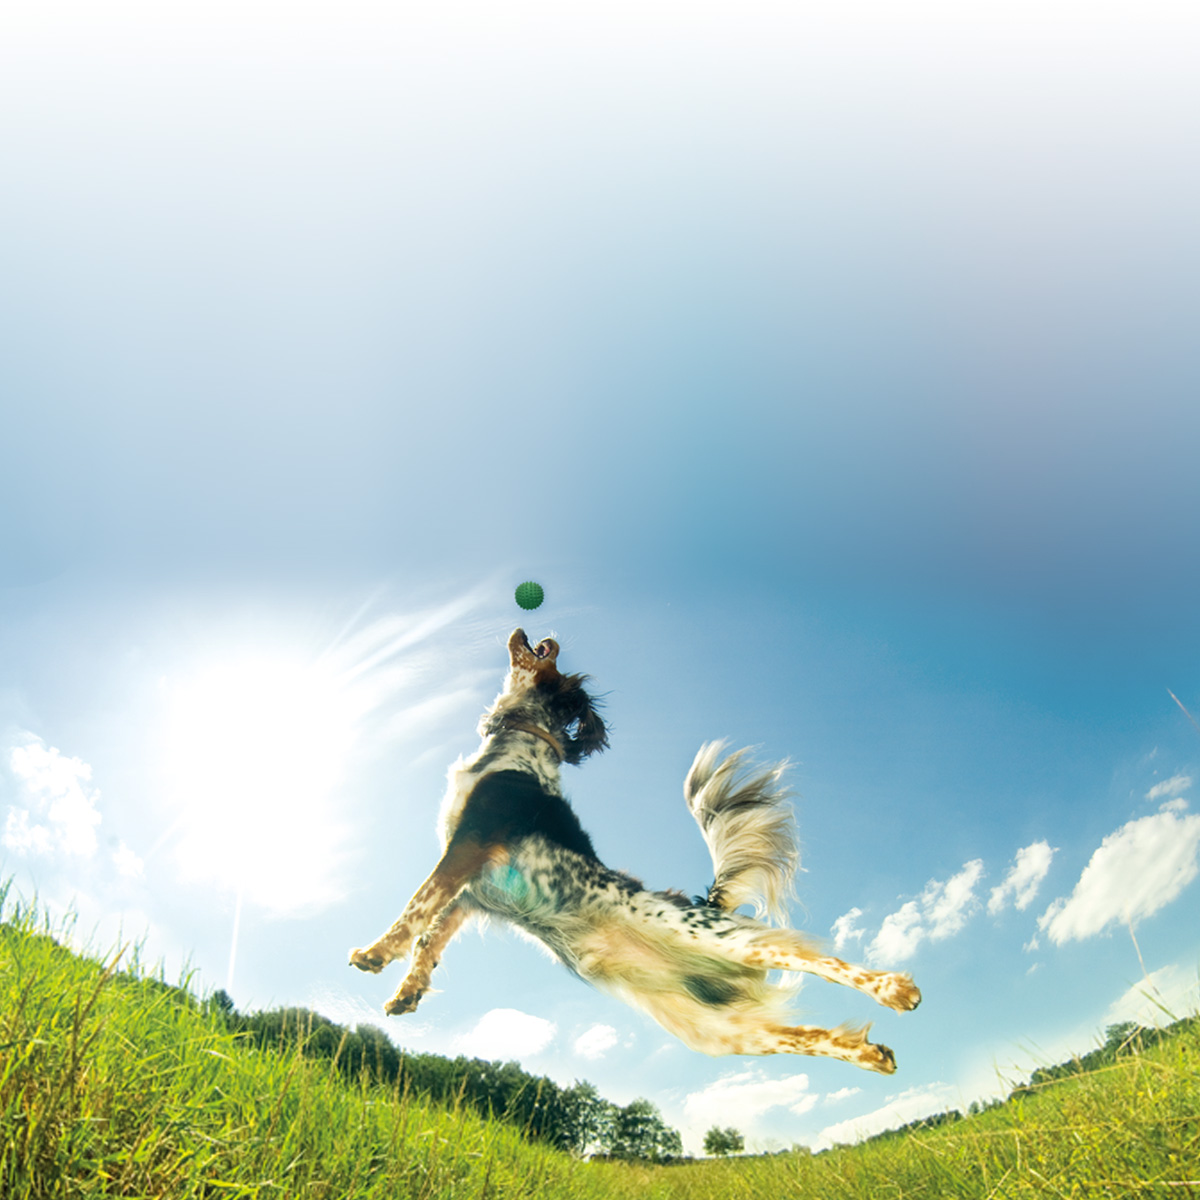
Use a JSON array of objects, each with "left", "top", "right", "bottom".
[
  {"left": 851, "top": 1015, "right": 1198, "bottom": 1149},
  {"left": 125, "top": 961, "right": 1195, "bottom": 1161},
  {"left": 205, "top": 990, "right": 683, "bottom": 1160},
  {"left": 1008, "top": 1017, "right": 1190, "bottom": 1098}
]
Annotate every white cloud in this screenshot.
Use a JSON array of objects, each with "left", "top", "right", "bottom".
[
  {"left": 573, "top": 1024, "right": 618, "bottom": 1060},
  {"left": 867, "top": 860, "right": 984, "bottom": 963},
  {"left": 925, "top": 860, "right": 985, "bottom": 939},
  {"left": 4, "top": 736, "right": 101, "bottom": 858},
  {"left": 830, "top": 907, "right": 864, "bottom": 951},
  {"left": 1037, "top": 805, "right": 1200, "bottom": 945},
  {"left": 988, "top": 840, "right": 1055, "bottom": 915},
  {"left": 111, "top": 841, "right": 144, "bottom": 879},
  {"left": 870, "top": 900, "right": 924, "bottom": 963},
  {"left": 823, "top": 1086, "right": 862, "bottom": 1105},
  {"left": 453, "top": 1008, "right": 556, "bottom": 1060},
  {"left": 1104, "top": 964, "right": 1199, "bottom": 1028},
  {"left": 1145, "top": 775, "right": 1192, "bottom": 802},
  {"left": 814, "top": 1083, "right": 958, "bottom": 1151},
  {"left": 3, "top": 807, "right": 54, "bottom": 856},
  {"left": 683, "top": 1069, "right": 816, "bottom": 1138}
]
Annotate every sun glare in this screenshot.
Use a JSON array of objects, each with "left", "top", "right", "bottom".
[
  {"left": 152, "top": 593, "right": 488, "bottom": 936},
  {"left": 160, "top": 653, "right": 359, "bottom": 915}
]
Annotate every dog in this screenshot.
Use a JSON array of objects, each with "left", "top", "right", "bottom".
[{"left": 350, "top": 630, "right": 921, "bottom": 1073}]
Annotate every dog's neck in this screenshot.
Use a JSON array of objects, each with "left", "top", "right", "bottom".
[{"left": 500, "top": 719, "right": 564, "bottom": 762}]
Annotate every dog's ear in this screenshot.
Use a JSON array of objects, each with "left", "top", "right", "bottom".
[
  {"left": 551, "top": 674, "right": 609, "bottom": 764},
  {"left": 565, "top": 704, "right": 609, "bottom": 764}
]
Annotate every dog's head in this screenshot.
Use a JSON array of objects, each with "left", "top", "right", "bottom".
[{"left": 479, "top": 629, "right": 609, "bottom": 764}]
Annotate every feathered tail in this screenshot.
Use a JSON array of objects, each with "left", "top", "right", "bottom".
[{"left": 684, "top": 741, "right": 799, "bottom": 925}]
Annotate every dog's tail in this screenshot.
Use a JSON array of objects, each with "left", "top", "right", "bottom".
[{"left": 684, "top": 741, "right": 799, "bottom": 925}]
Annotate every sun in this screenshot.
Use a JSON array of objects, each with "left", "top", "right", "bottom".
[{"left": 159, "top": 651, "right": 360, "bottom": 916}]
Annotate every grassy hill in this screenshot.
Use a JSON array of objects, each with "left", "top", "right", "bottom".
[
  {"left": 617, "top": 1009, "right": 1200, "bottom": 1199},
  {"left": 2, "top": 885, "right": 1197, "bottom": 1198},
  {"left": 0, "top": 888, "right": 609, "bottom": 1200}
]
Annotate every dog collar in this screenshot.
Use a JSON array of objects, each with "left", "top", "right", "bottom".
[{"left": 502, "top": 720, "right": 565, "bottom": 762}]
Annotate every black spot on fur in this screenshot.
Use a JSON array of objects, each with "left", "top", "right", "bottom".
[
  {"left": 683, "top": 975, "right": 737, "bottom": 1005},
  {"left": 684, "top": 907, "right": 725, "bottom": 930}
]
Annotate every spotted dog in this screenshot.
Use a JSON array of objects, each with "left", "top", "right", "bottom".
[{"left": 350, "top": 630, "right": 921, "bottom": 1072}]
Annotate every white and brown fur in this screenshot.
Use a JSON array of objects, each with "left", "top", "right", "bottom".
[{"left": 350, "top": 630, "right": 921, "bottom": 1073}]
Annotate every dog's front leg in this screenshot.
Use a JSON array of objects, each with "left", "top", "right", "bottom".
[
  {"left": 384, "top": 899, "right": 470, "bottom": 1014},
  {"left": 349, "top": 836, "right": 493, "bottom": 975}
]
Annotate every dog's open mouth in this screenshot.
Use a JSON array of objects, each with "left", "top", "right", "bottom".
[{"left": 511, "top": 629, "right": 558, "bottom": 663}]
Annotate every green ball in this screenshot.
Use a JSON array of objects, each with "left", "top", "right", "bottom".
[{"left": 515, "top": 581, "right": 545, "bottom": 610}]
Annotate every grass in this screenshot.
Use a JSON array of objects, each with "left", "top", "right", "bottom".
[
  {"left": 2, "top": 881, "right": 1197, "bottom": 1198},
  {"left": 589, "top": 1016, "right": 1200, "bottom": 1200},
  {"left": 0, "top": 885, "right": 609, "bottom": 1200}
]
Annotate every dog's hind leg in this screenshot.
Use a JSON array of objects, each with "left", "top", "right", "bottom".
[
  {"left": 626, "top": 989, "right": 898, "bottom": 1073},
  {"left": 735, "top": 930, "right": 921, "bottom": 1013},
  {"left": 746, "top": 1021, "right": 897, "bottom": 1074},
  {"left": 349, "top": 837, "right": 496, "bottom": 975},
  {"left": 384, "top": 900, "right": 470, "bottom": 1015}
]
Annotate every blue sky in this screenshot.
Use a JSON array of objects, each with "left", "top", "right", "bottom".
[{"left": 3, "top": 0, "right": 1200, "bottom": 1155}]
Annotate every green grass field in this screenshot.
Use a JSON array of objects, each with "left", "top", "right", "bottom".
[{"left": 2, "top": 885, "right": 1197, "bottom": 1199}]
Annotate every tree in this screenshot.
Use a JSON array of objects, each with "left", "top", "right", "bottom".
[
  {"left": 607, "top": 1098, "right": 683, "bottom": 1161},
  {"left": 1104, "top": 1022, "right": 1140, "bottom": 1054},
  {"left": 207, "top": 988, "right": 235, "bottom": 1016},
  {"left": 703, "top": 1125, "right": 744, "bottom": 1156},
  {"left": 557, "top": 1081, "right": 616, "bottom": 1157}
]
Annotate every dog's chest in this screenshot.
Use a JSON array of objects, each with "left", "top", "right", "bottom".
[
  {"left": 441, "top": 767, "right": 598, "bottom": 859},
  {"left": 438, "top": 749, "right": 560, "bottom": 845}
]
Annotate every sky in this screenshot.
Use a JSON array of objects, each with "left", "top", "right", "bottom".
[{"left": 3, "top": 0, "right": 1200, "bottom": 1156}]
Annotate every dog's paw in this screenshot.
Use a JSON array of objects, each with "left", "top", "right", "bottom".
[
  {"left": 349, "top": 947, "right": 386, "bottom": 974},
  {"left": 877, "top": 972, "right": 922, "bottom": 1013},
  {"left": 384, "top": 985, "right": 425, "bottom": 1016},
  {"left": 860, "top": 1040, "right": 897, "bottom": 1075}
]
